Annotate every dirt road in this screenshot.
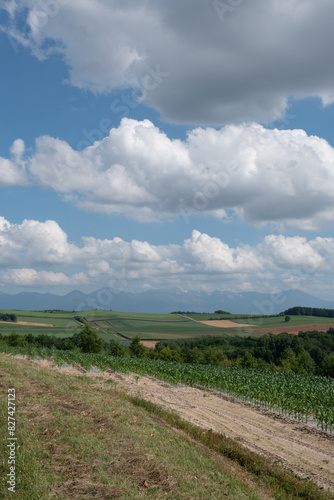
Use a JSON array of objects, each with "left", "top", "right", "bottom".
[{"left": 106, "top": 372, "right": 334, "bottom": 492}]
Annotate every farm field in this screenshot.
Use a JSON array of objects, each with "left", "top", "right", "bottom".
[
  {"left": 252, "top": 324, "right": 334, "bottom": 335},
  {"left": 251, "top": 315, "right": 334, "bottom": 328},
  {"left": 2, "top": 345, "right": 334, "bottom": 433},
  {"left": 189, "top": 313, "right": 334, "bottom": 335},
  {"left": 0, "top": 309, "right": 258, "bottom": 340},
  {"left": 188, "top": 312, "right": 334, "bottom": 327},
  {"left": 90, "top": 317, "right": 247, "bottom": 340},
  {"left": 1, "top": 309, "right": 334, "bottom": 341},
  {"left": 186, "top": 313, "right": 252, "bottom": 320}
]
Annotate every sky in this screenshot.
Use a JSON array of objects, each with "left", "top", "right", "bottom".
[{"left": 1, "top": 0, "right": 334, "bottom": 301}]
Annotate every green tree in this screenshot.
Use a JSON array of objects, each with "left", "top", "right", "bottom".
[
  {"left": 129, "top": 335, "right": 146, "bottom": 358},
  {"left": 108, "top": 340, "right": 128, "bottom": 357},
  {"left": 203, "top": 347, "right": 227, "bottom": 366},
  {"left": 295, "top": 350, "right": 316, "bottom": 375},
  {"left": 7, "top": 331, "right": 27, "bottom": 347},
  {"left": 156, "top": 346, "right": 183, "bottom": 362},
  {"left": 285, "top": 315, "right": 291, "bottom": 322},
  {"left": 321, "top": 353, "right": 334, "bottom": 378},
  {"left": 239, "top": 351, "right": 258, "bottom": 368},
  {"left": 279, "top": 347, "right": 296, "bottom": 373},
  {"left": 78, "top": 325, "right": 103, "bottom": 353}
]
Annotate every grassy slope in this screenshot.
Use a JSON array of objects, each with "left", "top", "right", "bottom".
[
  {"left": 1, "top": 355, "right": 332, "bottom": 500},
  {"left": 0, "top": 356, "right": 272, "bottom": 500}
]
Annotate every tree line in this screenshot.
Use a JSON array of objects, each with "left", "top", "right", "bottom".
[
  {"left": 1, "top": 325, "right": 334, "bottom": 378},
  {"left": 0, "top": 313, "right": 17, "bottom": 322},
  {"left": 284, "top": 306, "right": 334, "bottom": 317}
]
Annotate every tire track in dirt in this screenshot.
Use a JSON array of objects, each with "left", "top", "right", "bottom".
[{"left": 105, "top": 373, "right": 334, "bottom": 492}]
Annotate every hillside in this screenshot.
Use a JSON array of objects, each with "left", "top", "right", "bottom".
[{"left": 1, "top": 354, "right": 332, "bottom": 499}]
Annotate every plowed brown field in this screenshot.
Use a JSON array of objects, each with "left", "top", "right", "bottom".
[{"left": 253, "top": 323, "right": 334, "bottom": 335}]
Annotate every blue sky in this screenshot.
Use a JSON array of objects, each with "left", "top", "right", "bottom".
[{"left": 1, "top": 0, "right": 334, "bottom": 301}]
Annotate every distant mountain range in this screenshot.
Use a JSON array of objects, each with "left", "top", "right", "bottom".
[{"left": 1, "top": 288, "right": 334, "bottom": 314}]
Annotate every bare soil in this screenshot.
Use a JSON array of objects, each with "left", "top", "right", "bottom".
[
  {"left": 0, "top": 320, "right": 53, "bottom": 327},
  {"left": 12, "top": 355, "right": 334, "bottom": 492},
  {"left": 141, "top": 341, "right": 158, "bottom": 349},
  {"left": 199, "top": 320, "right": 254, "bottom": 328},
  {"left": 253, "top": 323, "right": 334, "bottom": 335},
  {"left": 104, "top": 373, "right": 334, "bottom": 492}
]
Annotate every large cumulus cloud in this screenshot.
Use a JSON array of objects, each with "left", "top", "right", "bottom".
[
  {"left": 2, "top": 0, "right": 334, "bottom": 124},
  {"left": 2, "top": 119, "right": 334, "bottom": 229}
]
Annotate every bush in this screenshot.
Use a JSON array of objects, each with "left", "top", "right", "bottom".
[
  {"left": 108, "top": 340, "right": 128, "bottom": 357},
  {"left": 7, "top": 331, "right": 27, "bottom": 347}
]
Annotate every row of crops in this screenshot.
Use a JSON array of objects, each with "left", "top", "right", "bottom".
[{"left": 2, "top": 345, "right": 334, "bottom": 433}]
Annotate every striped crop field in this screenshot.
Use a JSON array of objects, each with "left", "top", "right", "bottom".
[{"left": 2, "top": 309, "right": 334, "bottom": 341}]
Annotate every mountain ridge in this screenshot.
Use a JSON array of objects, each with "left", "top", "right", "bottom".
[{"left": 0, "top": 288, "right": 333, "bottom": 314}]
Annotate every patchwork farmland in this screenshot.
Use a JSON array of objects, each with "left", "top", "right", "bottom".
[{"left": 2, "top": 309, "right": 334, "bottom": 342}]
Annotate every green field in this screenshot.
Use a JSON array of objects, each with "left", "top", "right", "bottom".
[
  {"left": 0, "top": 310, "right": 257, "bottom": 340},
  {"left": 186, "top": 313, "right": 252, "bottom": 320},
  {"left": 1, "top": 309, "right": 334, "bottom": 342},
  {"left": 254, "top": 315, "right": 334, "bottom": 328},
  {"left": 187, "top": 312, "right": 334, "bottom": 329},
  {"left": 89, "top": 316, "right": 239, "bottom": 339}
]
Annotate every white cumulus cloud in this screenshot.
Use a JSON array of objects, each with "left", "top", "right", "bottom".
[{"left": 0, "top": 119, "right": 332, "bottom": 229}]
